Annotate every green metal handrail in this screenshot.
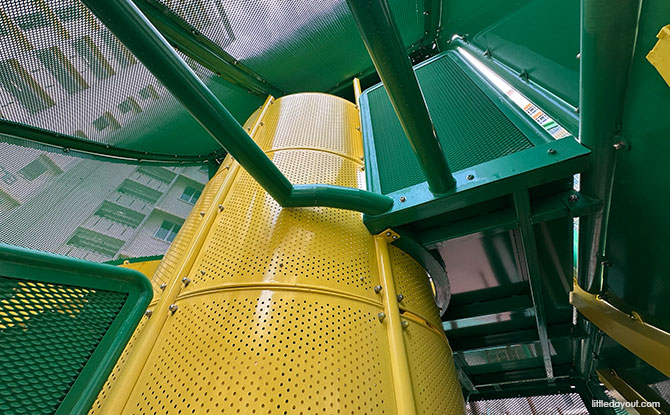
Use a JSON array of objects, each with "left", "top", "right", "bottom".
[
  {"left": 80, "top": 0, "right": 392, "bottom": 216},
  {"left": 346, "top": 0, "right": 456, "bottom": 194}
]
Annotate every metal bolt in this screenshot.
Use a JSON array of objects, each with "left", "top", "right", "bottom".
[
  {"left": 483, "top": 49, "right": 491, "bottom": 57},
  {"left": 568, "top": 194, "right": 579, "bottom": 203},
  {"left": 377, "top": 312, "right": 386, "bottom": 322},
  {"left": 386, "top": 231, "right": 392, "bottom": 237},
  {"left": 168, "top": 304, "right": 178, "bottom": 314},
  {"left": 399, "top": 196, "right": 407, "bottom": 202},
  {"left": 466, "top": 174, "right": 474, "bottom": 180},
  {"left": 401, "top": 321, "right": 409, "bottom": 329},
  {"left": 259, "top": 122, "right": 264, "bottom": 126},
  {"left": 218, "top": 204, "right": 224, "bottom": 212},
  {"left": 613, "top": 141, "right": 627, "bottom": 151},
  {"left": 629, "top": 313, "right": 636, "bottom": 321},
  {"left": 547, "top": 148, "right": 557, "bottom": 155},
  {"left": 200, "top": 270, "right": 206, "bottom": 275},
  {"left": 359, "top": 276, "right": 365, "bottom": 282},
  {"left": 356, "top": 126, "right": 361, "bottom": 131},
  {"left": 391, "top": 235, "right": 398, "bottom": 240},
  {"left": 575, "top": 107, "right": 580, "bottom": 114},
  {"left": 200, "top": 211, "right": 205, "bottom": 217},
  {"left": 159, "top": 283, "right": 167, "bottom": 291},
  {"left": 144, "top": 309, "right": 153, "bottom": 318},
  {"left": 396, "top": 294, "right": 404, "bottom": 302},
  {"left": 576, "top": 53, "right": 581, "bottom": 59},
  {"left": 182, "top": 277, "right": 191, "bottom": 286},
  {"left": 374, "top": 285, "right": 382, "bottom": 294}
]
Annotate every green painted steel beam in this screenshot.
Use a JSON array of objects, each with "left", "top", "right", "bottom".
[
  {"left": 345, "top": 0, "right": 456, "bottom": 194},
  {"left": 0, "top": 119, "right": 216, "bottom": 164},
  {"left": 449, "top": 323, "right": 581, "bottom": 352},
  {"left": 514, "top": 190, "right": 554, "bottom": 380},
  {"left": 577, "top": 0, "right": 642, "bottom": 295},
  {"left": 132, "top": 0, "right": 283, "bottom": 97},
  {"left": 81, "top": 0, "right": 392, "bottom": 216},
  {"left": 444, "top": 293, "right": 533, "bottom": 321},
  {"left": 364, "top": 137, "right": 590, "bottom": 234}
]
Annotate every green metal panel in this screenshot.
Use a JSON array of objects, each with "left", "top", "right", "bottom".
[
  {"left": 440, "top": 0, "right": 580, "bottom": 108},
  {"left": 0, "top": 243, "right": 152, "bottom": 415},
  {"left": 362, "top": 51, "right": 534, "bottom": 195},
  {"left": 603, "top": 0, "right": 670, "bottom": 333},
  {"left": 160, "top": 0, "right": 429, "bottom": 93}
]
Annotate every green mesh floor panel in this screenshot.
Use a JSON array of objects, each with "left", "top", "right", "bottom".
[
  {"left": 0, "top": 0, "right": 262, "bottom": 159},
  {"left": 364, "top": 52, "right": 534, "bottom": 195},
  {"left": 0, "top": 276, "right": 127, "bottom": 415},
  {"left": 158, "top": 0, "right": 427, "bottom": 93}
]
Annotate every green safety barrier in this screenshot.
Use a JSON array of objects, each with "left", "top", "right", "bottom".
[{"left": 0, "top": 244, "right": 152, "bottom": 415}]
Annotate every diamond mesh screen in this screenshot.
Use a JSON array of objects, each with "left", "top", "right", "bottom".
[
  {"left": 467, "top": 393, "right": 590, "bottom": 415},
  {"left": 0, "top": 136, "right": 209, "bottom": 262},
  {"left": 0, "top": 0, "right": 262, "bottom": 158},
  {"left": 0, "top": 276, "right": 126, "bottom": 415},
  {"left": 160, "top": 0, "right": 428, "bottom": 93},
  {"left": 364, "top": 51, "right": 534, "bottom": 195}
]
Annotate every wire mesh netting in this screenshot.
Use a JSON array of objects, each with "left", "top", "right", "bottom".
[
  {"left": 160, "top": 0, "right": 429, "bottom": 93},
  {"left": 0, "top": 136, "right": 209, "bottom": 262},
  {"left": 467, "top": 393, "right": 590, "bottom": 415},
  {"left": 0, "top": 0, "right": 262, "bottom": 159}
]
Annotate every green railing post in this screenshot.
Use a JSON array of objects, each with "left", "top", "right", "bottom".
[
  {"left": 346, "top": 0, "right": 456, "bottom": 194},
  {"left": 80, "top": 0, "right": 392, "bottom": 215}
]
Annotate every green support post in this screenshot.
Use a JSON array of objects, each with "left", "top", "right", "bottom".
[
  {"left": 513, "top": 191, "right": 554, "bottom": 380},
  {"left": 345, "top": 0, "right": 456, "bottom": 194},
  {"left": 577, "top": 0, "right": 642, "bottom": 294},
  {"left": 80, "top": 0, "right": 392, "bottom": 215}
]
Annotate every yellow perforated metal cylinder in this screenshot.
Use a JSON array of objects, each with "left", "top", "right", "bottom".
[{"left": 90, "top": 93, "right": 464, "bottom": 415}]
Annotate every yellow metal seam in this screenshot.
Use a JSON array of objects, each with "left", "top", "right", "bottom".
[
  {"left": 264, "top": 146, "right": 364, "bottom": 165},
  {"left": 173, "top": 282, "right": 383, "bottom": 308},
  {"left": 374, "top": 234, "right": 418, "bottom": 415},
  {"left": 99, "top": 97, "right": 273, "bottom": 415},
  {"left": 400, "top": 308, "right": 450, "bottom": 344}
]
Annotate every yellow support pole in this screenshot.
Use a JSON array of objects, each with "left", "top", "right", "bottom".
[
  {"left": 97, "top": 96, "right": 273, "bottom": 415},
  {"left": 374, "top": 230, "right": 417, "bottom": 415},
  {"left": 353, "top": 77, "right": 362, "bottom": 108}
]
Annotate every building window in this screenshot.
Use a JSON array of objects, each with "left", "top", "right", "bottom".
[
  {"left": 139, "top": 84, "right": 159, "bottom": 100},
  {"left": 117, "top": 179, "right": 162, "bottom": 203},
  {"left": 94, "top": 201, "right": 145, "bottom": 228},
  {"left": 73, "top": 35, "right": 115, "bottom": 80},
  {"left": 18, "top": 158, "right": 49, "bottom": 181},
  {"left": 179, "top": 186, "right": 202, "bottom": 205},
  {"left": 36, "top": 46, "right": 88, "bottom": 94},
  {"left": 155, "top": 220, "right": 181, "bottom": 242},
  {"left": 67, "top": 227, "right": 124, "bottom": 258},
  {"left": 0, "top": 59, "right": 55, "bottom": 113},
  {"left": 118, "top": 97, "right": 142, "bottom": 114},
  {"left": 92, "top": 111, "right": 120, "bottom": 132}
]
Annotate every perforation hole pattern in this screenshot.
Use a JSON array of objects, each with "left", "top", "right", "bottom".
[
  {"left": 255, "top": 94, "right": 362, "bottom": 159},
  {"left": 128, "top": 292, "right": 396, "bottom": 415},
  {"left": 388, "top": 245, "right": 441, "bottom": 329},
  {"left": 147, "top": 164, "right": 231, "bottom": 296},
  {"left": 403, "top": 323, "right": 465, "bottom": 415},
  {"left": 0, "top": 277, "right": 126, "bottom": 415},
  {"left": 88, "top": 312, "right": 148, "bottom": 415}
]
